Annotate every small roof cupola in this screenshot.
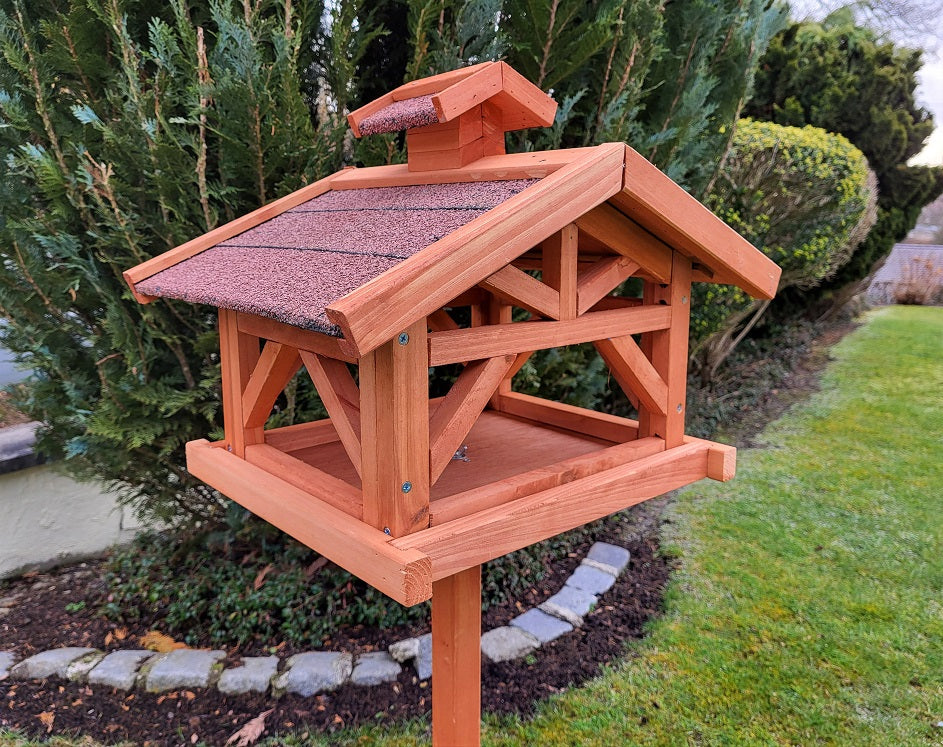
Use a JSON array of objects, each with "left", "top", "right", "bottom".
[{"left": 348, "top": 61, "right": 557, "bottom": 171}]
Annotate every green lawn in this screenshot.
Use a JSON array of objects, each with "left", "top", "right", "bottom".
[{"left": 4, "top": 306, "right": 942, "bottom": 746}]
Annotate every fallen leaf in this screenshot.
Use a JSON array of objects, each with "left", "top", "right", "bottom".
[
  {"left": 182, "top": 690, "right": 196, "bottom": 701},
  {"left": 38, "top": 711, "right": 54, "bottom": 733},
  {"left": 114, "top": 627, "right": 128, "bottom": 641},
  {"left": 140, "top": 631, "right": 187, "bottom": 653},
  {"left": 225, "top": 708, "right": 273, "bottom": 747},
  {"left": 253, "top": 564, "right": 274, "bottom": 591},
  {"left": 104, "top": 632, "right": 113, "bottom": 647},
  {"left": 305, "top": 557, "right": 328, "bottom": 578}
]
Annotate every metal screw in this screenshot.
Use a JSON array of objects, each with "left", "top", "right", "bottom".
[
  {"left": 398, "top": 332, "right": 409, "bottom": 345},
  {"left": 676, "top": 403, "right": 683, "bottom": 413},
  {"left": 383, "top": 527, "right": 391, "bottom": 535},
  {"left": 681, "top": 295, "right": 688, "bottom": 304},
  {"left": 227, "top": 444, "right": 233, "bottom": 452},
  {"left": 401, "top": 481, "right": 412, "bottom": 493}
]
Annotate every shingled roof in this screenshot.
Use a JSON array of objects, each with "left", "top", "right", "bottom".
[{"left": 125, "top": 64, "right": 781, "bottom": 358}]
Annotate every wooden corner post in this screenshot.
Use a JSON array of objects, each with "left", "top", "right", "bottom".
[{"left": 359, "top": 319, "right": 431, "bottom": 537}]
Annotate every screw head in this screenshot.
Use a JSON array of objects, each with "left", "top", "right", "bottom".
[
  {"left": 682, "top": 295, "right": 688, "bottom": 304},
  {"left": 383, "top": 527, "right": 391, "bottom": 535},
  {"left": 398, "top": 332, "right": 409, "bottom": 345},
  {"left": 401, "top": 481, "right": 412, "bottom": 493},
  {"left": 676, "top": 403, "right": 683, "bottom": 413}
]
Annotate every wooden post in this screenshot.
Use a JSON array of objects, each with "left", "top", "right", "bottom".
[
  {"left": 359, "top": 319, "right": 430, "bottom": 537},
  {"left": 432, "top": 565, "right": 482, "bottom": 747},
  {"left": 218, "top": 308, "right": 260, "bottom": 457}
]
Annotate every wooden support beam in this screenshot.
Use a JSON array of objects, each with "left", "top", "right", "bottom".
[
  {"left": 641, "top": 254, "right": 692, "bottom": 447},
  {"left": 241, "top": 341, "right": 302, "bottom": 447},
  {"left": 360, "top": 319, "right": 430, "bottom": 537},
  {"left": 428, "top": 309, "right": 460, "bottom": 332},
  {"left": 300, "top": 351, "right": 362, "bottom": 477},
  {"left": 394, "top": 441, "right": 711, "bottom": 580},
  {"left": 479, "top": 265, "right": 560, "bottom": 319},
  {"left": 326, "top": 143, "right": 625, "bottom": 356},
  {"left": 428, "top": 304, "right": 671, "bottom": 367},
  {"left": 594, "top": 334, "right": 668, "bottom": 417},
  {"left": 577, "top": 256, "right": 639, "bottom": 315},
  {"left": 237, "top": 312, "right": 356, "bottom": 362},
  {"left": 218, "top": 308, "right": 260, "bottom": 457},
  {"left": 430, "top": 355, "right": 517, "bottom": 483},
  {"left": 186, "top": 439, "right": 432, "bottom": 606},
  {"left": 542, "top": 224, "right": 579, "bottom": 320},
  {"left": 575, "top": 202, "right": 673, "bottom": 284},
  {"left": 431, "top": 436, "right": 665, "bottom": 525},
  {"left": 491, "top": 391, "right": 638, "bottom": 443},
  {"left": 431, "top": 63, "right": 503, "bottom": 122},
  {"left": 264, "top": 418, "right": 340, "bottom": 452},
  {"left": 432, "top": 565, "right": 482, "bottom": 747}
]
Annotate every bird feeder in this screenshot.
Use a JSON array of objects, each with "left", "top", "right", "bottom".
[{"left": 125, "top": 61, "right": 781, "bottom": 745}]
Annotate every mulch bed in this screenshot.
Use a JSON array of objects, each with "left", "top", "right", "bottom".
[{"left": 1, "top": 535, "right": 668, "bottom": 745}]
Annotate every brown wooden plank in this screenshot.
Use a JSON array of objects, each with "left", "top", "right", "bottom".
[
  {"left": 218, "top": 308, "right": 259, "bottom": 458},
  {"left": 429, "top": 354, "right": 517, "bottom": 482},
  {"left": 392, "top": 62, "right": 494, "bottom": 101},
  {"left": 237, "top": 312, "right": 356, "bottom": 363},
  {"left": 428, "top": 309, "right": 460, "bottom": 333},
  {"left": 406, "top": 109, "right": 483, "bottom": 152},
  {"left": 264, "top": 418, "right": 341, "bottom": 452},
  {"left": 428, "top": 304, "right": 671, "bottom": 367},
  {"left": 431, "top": 63, "right": 503, "bottom": 122},
  {"left": 685, "top": 437, "right": 736, "bottom": 481},
  {"left": 577, "top": 256, "right": 639, "bottom": 315},
  {"left": 492, "top": 391, "right": 638, "bottom": 443},
  {"left": 326, "top": 144, "right": 625, "bottom": 356},
  {"left": 432, "top": 565, "right": 482, "bottom": 747},
  {"left": 542, "top": 224, "right": 579, "bottom": 320},
  {"left": 616, "top": 144, "right": 781, "bottom": 299},
  {"left": 594, "top": 334, "right": 668, "bottom": 417},
  {"left": 186, "top": 439, "right": 432, "bottom": 606},
  {"left": 245, "top": 443, "right": 362, "bottom": 519},
  {"left": 575, "top": 202, "right": 673, "bottom": 284},
  {"left": 124, "top": 171, "right": 343, "bottom": 292},
  {"left": 394, "top": 441, "right": 710, "bottom": 579},
  {"left": 329, "top": 148, "right": 592, "bottom": 190},
  {"left": 408, "top": 138, "right": 486, "bottom": 172},
  {"left": 300, "top": 350, "right": 362, "bottom": 477},
  {"left": 479, "top": 265, "right": 560, "bottom": 319},
  {"left": 360, "top": 319, "right": 430, "bottom": 537},
  {"left": 431, "top": 436, "right": 665, "bottom": 525},
  {"left": 587, "top": 295, "right": 642, "bottom": 312},
  {"left": 346, "top": 92, "right": 395, "bottom": 138},
  {"left": 241, "top": 342, "right": 302, "bottom": 446},
  {"left": 498, "top": 62, "right": 557, "bottom": 127}
]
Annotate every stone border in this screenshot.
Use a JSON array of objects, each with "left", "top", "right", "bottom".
[
  {"left": 0, "top": 421, "right": 43, "bottom": 475},
  {"left": 0, "top": 541, "right": 630, "bottom": 697}
]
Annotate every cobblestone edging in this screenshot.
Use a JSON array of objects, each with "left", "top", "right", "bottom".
[{"left": 0, "top": 542, "right": 630, "bottom": 697}]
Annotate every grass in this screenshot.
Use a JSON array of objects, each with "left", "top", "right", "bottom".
[
  {"left": 3, "top": 306, "right": 941, "bottom": 746},
  {"left": 287, "top": 305, "right": 943, "bottom": 745}
]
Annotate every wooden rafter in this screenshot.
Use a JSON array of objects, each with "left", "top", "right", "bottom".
[
  {"left": 479, "top": 265, "right": 560, "bottom": 319},
  {"left": 429, "top": 354, "right": 517, "bottom": 483},
  {"left": 428, "top": 304, "right": 671, "bottom": 366},
  {"left": 577, "top": 256, "right": 639, "bottom": 315},
  {"left": 241, "top": 340, "right": 301, "bottom": 440},
  {"left": 300, "top": 350, "right": 362, "bottom": 477},
  {"left": 575, "top": 202, "right": 673, "bottom": 284},
  {"left": 427, "top": 309, "right": 460, "bottom": 333},
  {"left": 237, "top": 312, "right": 356, "bottom": 363},
  {"left": 594, "top": 333, "right": 668, "bottom": 417}
]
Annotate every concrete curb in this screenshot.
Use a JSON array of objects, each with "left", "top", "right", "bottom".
[{"left": 1, "top": 541, "right": 631, "bottom": 697}]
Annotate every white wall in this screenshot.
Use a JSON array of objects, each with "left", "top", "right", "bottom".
[{"left": 0, "top": 461, "right": 141, "bottom": 578}]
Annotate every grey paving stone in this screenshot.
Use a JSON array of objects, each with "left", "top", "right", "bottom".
[
  {"left": 587, "top": 542, "right": 630, "bottom": 573},
  {"left": 510, "top": 608, "right": 573, "bottom": 644},
  {"left": 0, "top": 652, "right": 14, "bottom": 680},
  {"left": 274, "top": 652, "right": 352, "bottom": 697},
  {"left": 66, "top": 651, "right": 106, "bottom": 682},
  {"left": 10, "top": 648, "right": 98, "bottom": 680},
  {"left": 351, "top": 652, "right": 402, "bottom": 686},
  {"left": 388, "top": 637, "right": 420, "bottom": 663},
  {"left": 217, "top": 656, "right": 279, "bottom": 695},
  {"left": 144, "top": 649, "right": 226, "bottom": 692},
  {"left": 566, "top": 564, "right": 617, "bottom": 595},
  {"left": 87, "top": 650, "right": 155, "bottom": 690},
  {"left": 480, "top": 626, "right": 539, "bottom": 663},
  {"left": 414, "top": 633, "right": 432, "bottom": 681},
  {"left": 540, "top": 585, "right": 597, "bottom": 625}
]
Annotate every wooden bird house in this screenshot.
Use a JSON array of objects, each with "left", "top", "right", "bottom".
[{"left": 125, "top": 61, "right": 780, "bottom": 745}]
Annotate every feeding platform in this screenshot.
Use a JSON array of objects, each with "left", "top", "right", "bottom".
[{"left": 125, "top": 60, "right": 780, "bottom": 745}]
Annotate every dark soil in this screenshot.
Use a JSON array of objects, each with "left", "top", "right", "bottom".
[
  {"left": 0, "top": 316, "right": 858, "bottom": 745},
  {"left": 2, "top": 533, "right": 667, "bottom": 746}
]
